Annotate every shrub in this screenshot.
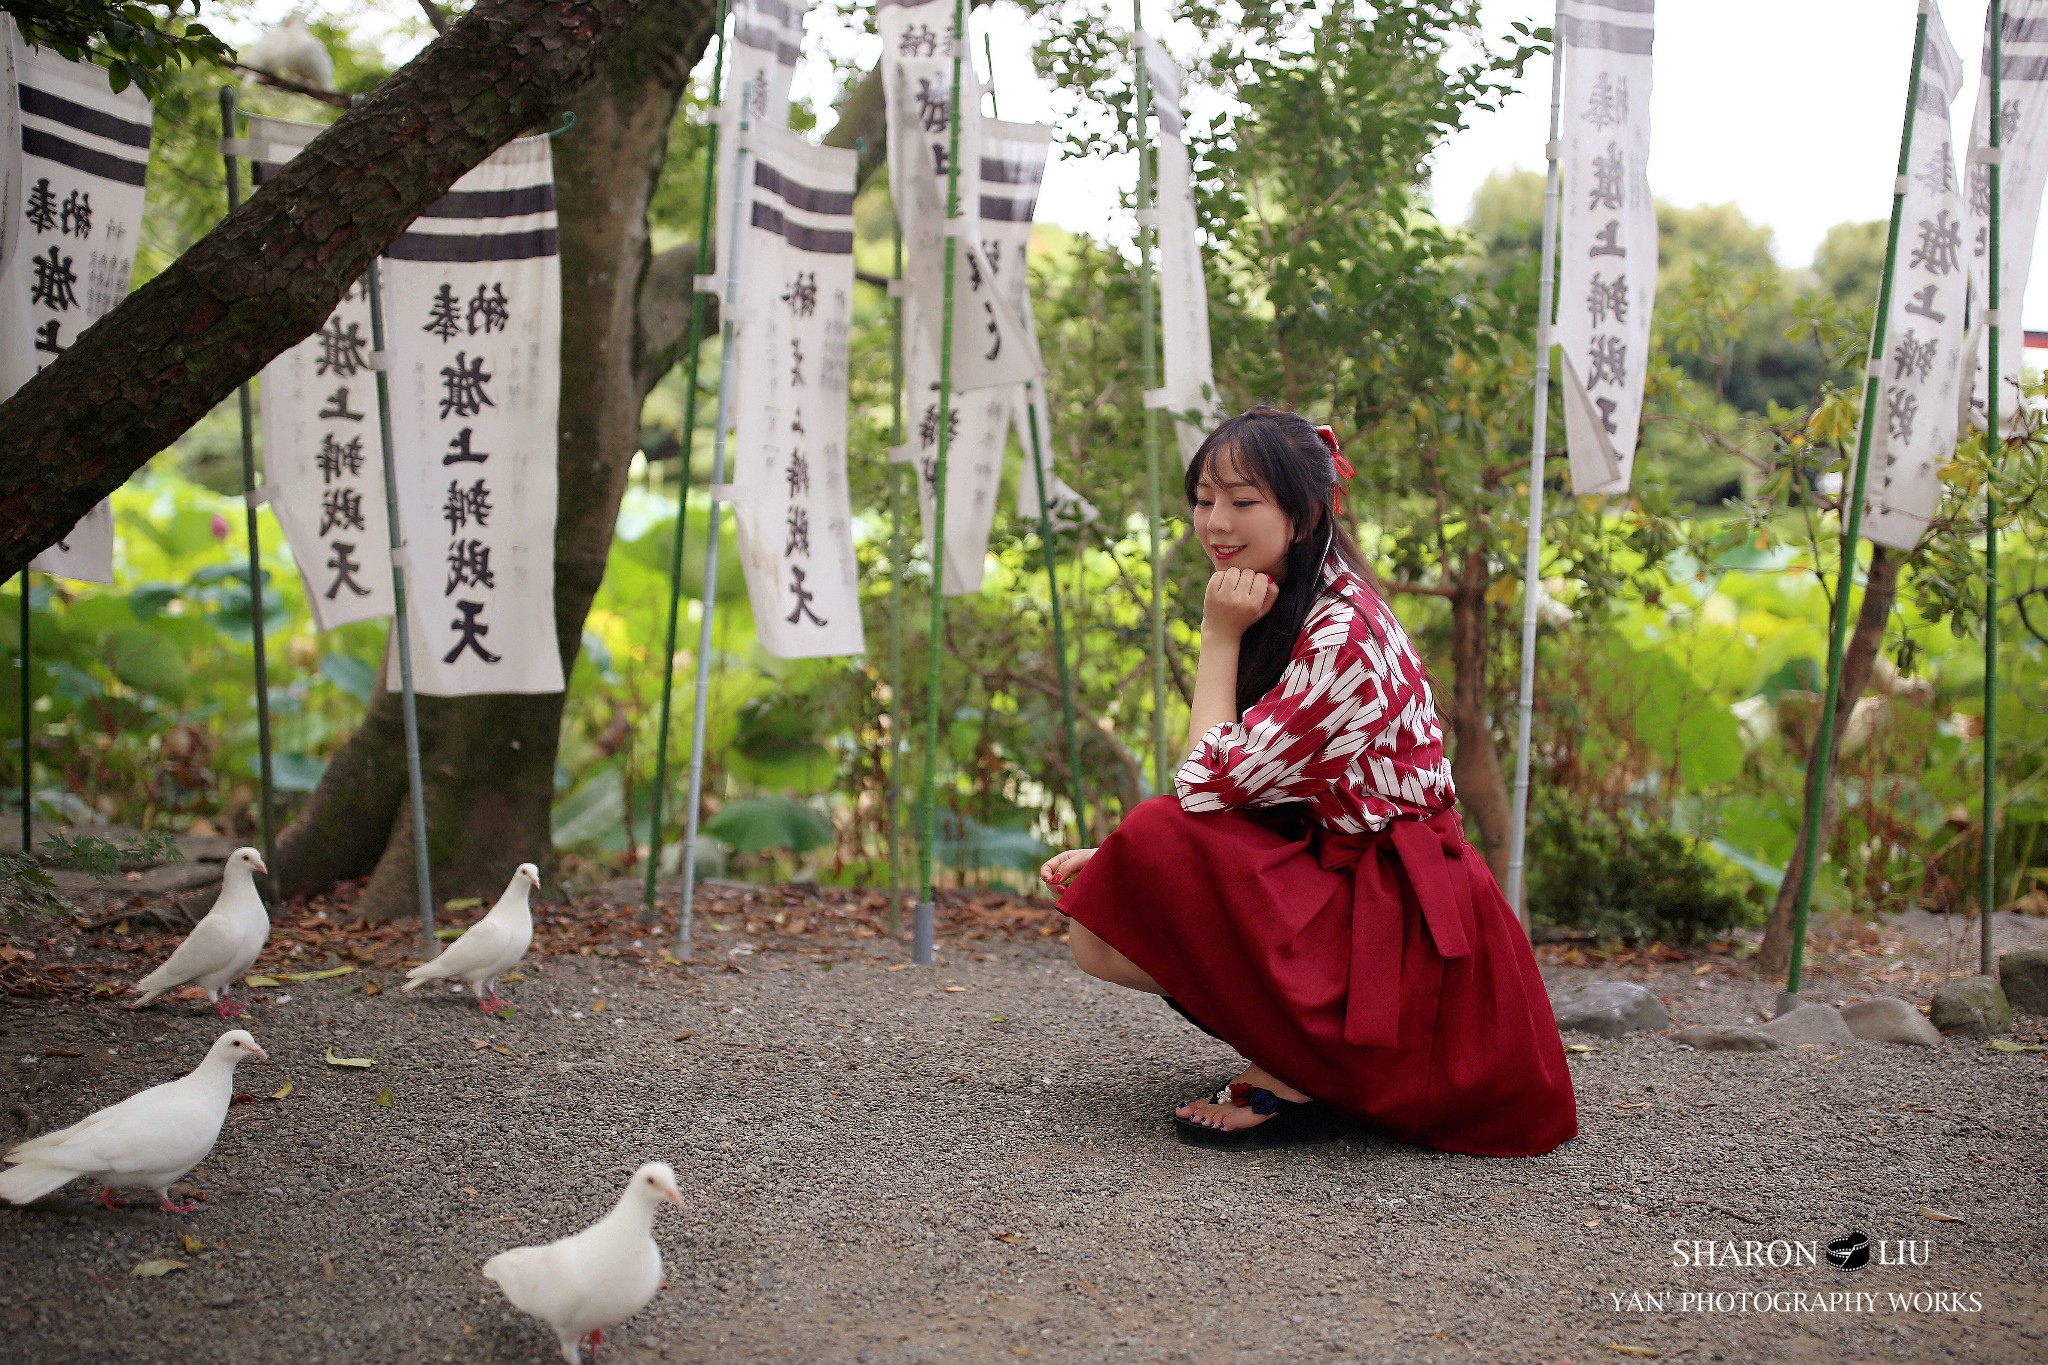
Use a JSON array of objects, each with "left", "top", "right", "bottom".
[{"left": 1526, "top": 795, "right": 1754, "bottom": 946}]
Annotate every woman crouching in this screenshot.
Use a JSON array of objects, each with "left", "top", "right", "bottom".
[{"left": 1040, "top": 406, "right": 1578, "bottom": 1156}]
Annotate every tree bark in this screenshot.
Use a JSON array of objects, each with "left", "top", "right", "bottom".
[
  {"left": 273, "top": 0, "right": 718, "bottom": 916},
  {"left": 1447, "top": 549, "right": 1515, "bottom": 899},
  {"left": 1756, "top": 544, "right": 1900, "bottom": 976},
  {"left": 0, "top": 0, "right": 665, "bottom": 574}
]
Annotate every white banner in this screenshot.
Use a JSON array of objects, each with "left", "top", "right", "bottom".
[
  {"left": 711, "top": 0, "right": 809, "bottom": 295},
  {"left": 728, "top": 127, "right": 864, "bottom": 659},
  {"left": 381, "top": 136, "right": 564, "bottom": 696},
  {"left": 1864, "top": 7, "right": 1967, "bottom": 551},
  {"left": 1556, "top": 0, "right": 1656, "bottom": 496},
  {"left": 897, "top": 326, "right": 1013, "bottom": 595},
  {"left": 247, "top": 116, "right": 394, "bottom": 631},
  {"left": 1965, "top": 1, "right": 2048, "bottom": 436},
  {"left": 879, "top": 0, "right": 1039, "bottom": 395},
  {"left": 1, "top": 22, "right": 150, "bottom": 582},
  {"left": 1139, "top": 33, "right": 1221, "bottom": 468},
  {"left": 977, "top": 118, "right": 1097, "bottom": 528}
]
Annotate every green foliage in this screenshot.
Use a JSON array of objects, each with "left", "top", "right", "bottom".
[
  {"left": 702, "top": 796, "right": 834, "bottom": 857},
  {"left": 1526, "top": 792, "right": 1756, "bottom": 946},
  {"left": 1, "top": 829, "right": 181, "bottom": 923},
  {"left": 3, "top": 0, "right": 230, "bottom": 97}
]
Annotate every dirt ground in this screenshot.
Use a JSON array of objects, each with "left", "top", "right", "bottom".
[{"left": 2, "top": 859, "right": 2045, "bottom": 1364}]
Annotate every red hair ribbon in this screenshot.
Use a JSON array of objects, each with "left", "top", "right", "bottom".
[{"left": 1315, "top": 424, "right": 1355, "bottom": 513}]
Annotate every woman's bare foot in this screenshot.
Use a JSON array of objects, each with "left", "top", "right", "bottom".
[{"left": 1174, "top": 1063, "right": 1313, "bottom": 1132}]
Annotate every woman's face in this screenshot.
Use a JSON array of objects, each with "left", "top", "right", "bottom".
[{"left": 1192, "top": 450, "right": 1296, "bottom": 581}]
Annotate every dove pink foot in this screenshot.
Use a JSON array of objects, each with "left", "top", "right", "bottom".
[
  {"left": 214, "top": 992, "right": 248, "bottom": 1019},
  {"left": 157, "top": 1192, "right": 199, "bottom": 1214},
  {"left": 582, "top": 1328, "right": 603, "bottom": 1360},
  {"left": 95, "top": 1187, "right": 128, "bottom": 1211}
]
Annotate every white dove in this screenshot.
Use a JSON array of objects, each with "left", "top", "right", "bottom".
[
  {"left": 402, "top": 862, "right": 539, "bottom": 1014},
  {"left": 129, "top": 846, "right": 270, "bottom": 1018},
  {"left": 0, "top": 1029, "right": 267, "bottom": 1212},
  {"left": 483, "top": 1162, "right": 684, "bottom": 1364},
  {"left": 240, "top": 14, "right": 335, "bottom": 91}
]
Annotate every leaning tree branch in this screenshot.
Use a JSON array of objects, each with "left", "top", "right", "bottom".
[
  {"left": 0, "top": 0, "right": 661, "bottom": 575},
  {"left": 229, "top": 61, "right": 354, "bottom": 108}
]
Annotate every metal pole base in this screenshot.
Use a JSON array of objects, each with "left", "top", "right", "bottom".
[
  {"left": 913, "top": 900, "right": 935, "bottom": 965},
  {"left": 1770, "top": 989, "right": 1799, "bottom": 1020}
]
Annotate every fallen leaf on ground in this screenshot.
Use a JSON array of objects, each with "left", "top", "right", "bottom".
[
  {"left": 1601, "top": 1347, "right": 1659, "bottom": 1359},
  {"left": 1988, "top": 1039, "right": 2044, "bottom": 1053},
  {"left": 473, "top": 1040, "right": 490, "bottom": 1050},
  {"left": 434, "top": 927, "right": 463, "bottom": 941},
  {"left": 1917, "top": 1207, "right": 1964, "bottom": 1222},
  {"left": 1564, "top": 1044, "right": 1593, "bottom": 1053},
  {"left": 888, "top": 964, "right": 914, "bottom": 972},
  {"left": 270, "top": 1079, "right": 293, "bottom": 1100},
  {"left": 501, "top": 973, "right": 525, "bottom": 983},
  {"left": 1613, "top": 1102, "right": 1652, "bottom": 1110},
  {"left": 173, "top": 986, "right": 209, "bottom": 1002},
  {"left": 325, "top": 1049, "right": 375, "bottom": 1069},
  {"left": 491, "top": 1044, "right": 512, "bottom": 1056},
  {"left": 460, "top": 1186, "right": 478, "bottom": 1197},
  {"left": 42, "top": 1048, "right": 81, "bottom": 1058},
  {"left": 673, "top": 1032, "right": 694, "bottom": 1042},
  {"left": 942, "top": 985, "right": 968, "bottom": 993},
  {"left": 279, "top": 966, "right": 356, "bottom": 983},
  {"left": 990, "top": 1231, "right": 1025, "bottom": 1244},
  {"left": 178, "top": 1233, "right": 205, "bottom": 1255},
  {"left": 1583, "top": 1219, "right": 1601, "bottom": 1227},
  {"left": 375, "top": 1088, "right": 395, "bottom": 1107},
  {"left": 131, "top": 1259, "right": 187, "bottom": 1278},
  {"left": 661, "top": 951, "right": 682, "bottom": 967},
  {"left": 362, "top": 981, "right": 382, "bottom": 996},
  {"left": 244, "top": 975, "right": 283, "bottom": 989},
  {"left": 1692, "top": 963, "right": 1712, "bottom": 976},
  {"left": 443, "top": 897, "right": 483, "bottom": 912},
  {"left": 592, "top": 998, "right": 607, "bottom": 1013}
]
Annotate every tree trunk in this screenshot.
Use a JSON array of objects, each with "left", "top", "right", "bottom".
[
  {"left": 1756, "top": 545, "right": 1900, "bottom": 976},
  {"left": 274, "top": 0, "right": 717, "bottom": 916},
  {"left": 1447, "top": 549, "right": 1515, "bottom": 898},
  {"left": 0, "top": 0, "right": 666, "bottom": 574}
]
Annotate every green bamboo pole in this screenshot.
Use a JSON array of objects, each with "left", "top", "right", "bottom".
[
  {"left": 219, "top": 88, "right": 278, "bottom": 886},
  {"left": 914, "top": 0, "right": 972, "bottom": 966},
  {"left": 643, "top": 0, "right": 731, "bottom": 924},
  {"left": 676, "top": 74, "right": 758, "bottom": 952},
  {"left": 888, "top": 222, "right": 907, "bottom": 935},
  {"left": 364, "top": 256, "right": 436, "bottom": 948},
  {"left": 1132, "top": 0, "right": 1168, "bottom": 793},
  {"left": 1981, "top": 0, "right": 2003, "bottom": 976},
  {"left": 1786, "top": 9, "right": 1929, "bottom": 998},
  {"left": 1024, "top": 398, "right": 1088, "bottom": 843},
  {"left": 16, "top": 573, "right": 26, "bottom": 855}
]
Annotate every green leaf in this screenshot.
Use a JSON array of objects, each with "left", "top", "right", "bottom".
[
  {"left": 318, "top": 652, "right": 376, "bottom": 703},
  {"left": 324, "top": 1049, "right": 375, "bottom": 1069},
  {"left": 104, "top": 626, "right": 188, "bottom": 696},
  {"left": 702, "top": 797, "right": 835, "bottom": 856},
  {"left": 266, "top": 751, "right": 327, "bottom": 793}
]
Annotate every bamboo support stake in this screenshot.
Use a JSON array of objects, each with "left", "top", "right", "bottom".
[{"left": 644, "top": 0, "right": 732, "bottom": 925}]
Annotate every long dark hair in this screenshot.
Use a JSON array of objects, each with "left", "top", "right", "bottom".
[{"left": 1184, "top": 406, "right": 1377, "bottom": 713}]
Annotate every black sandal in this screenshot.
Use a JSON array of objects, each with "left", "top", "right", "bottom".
[{"left": 1172, "top": 1081, "right": 1339, "bottom": 1150}]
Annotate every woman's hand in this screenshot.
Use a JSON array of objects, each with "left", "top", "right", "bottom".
[
  {"left": 1040, "top": 847, "right": 1097, "bottom": 890},
  {"left": 1201, "top": 567, "right": 1279, "bottom": 640}
]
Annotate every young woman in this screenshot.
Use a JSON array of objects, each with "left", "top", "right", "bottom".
[{"left": 1040, "top": 407, "right": 1578, "bottom": 1156}]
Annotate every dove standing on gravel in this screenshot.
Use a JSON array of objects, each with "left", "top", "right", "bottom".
[
  {"left": 0, "top": 1030, "right": 267, "bottom": 1212},
  {"left": 402, "top": 862, "right": 539, "bottom": 1013},
  {"left": 129, "top": 847, "right": 270, "bottom": 1017},
  {"left": 483, "top": 1162, "right": 684, "bottom": 1364}
]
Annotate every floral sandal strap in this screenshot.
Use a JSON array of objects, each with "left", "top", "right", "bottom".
[{"left": 1215, "top": 1081, "right": 1282, "bottom": 1117}]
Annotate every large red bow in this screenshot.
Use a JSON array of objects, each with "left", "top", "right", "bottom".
[{"left": 1315, "top": 424, "right": 1355, "bottom": 513}]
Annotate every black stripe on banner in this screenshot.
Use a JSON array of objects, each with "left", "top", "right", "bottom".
[
  {"left": 1558, "top": 16, "right": 1652, "bottom": 54},
  {"left": 418, "top": 184, "right": 557, "bottom": 219},
  {"left": 20, "top": 126, "right": 148, "bottom": 186},
  {"left": 1572, "top": 0, "right": 1653, "bottom": 14},
  {"left": 252, "top": 161, "right": 280, "bottom": 186},
  {"left": 979, "top": 195, "right": 1038, "bottom": 223},
  {"left": 754, "top": 160, "right": 854, "bottom": 215},
  {"left": 2009, "top": 15, "right": 2048, "bottom": 42},
  {"left": 980, "top": 156, "right": 1046, "bottom": 187},
  {"left": 751, "top": 200, "right": 853, "bottom": 254},
  {"left": 384, "top": 228, "right": 560, "bottom": 262},
  {"left": 735, "top": 22, "right": 801, "bottom": 65},
  {"left": 18, "top": 85, "right": 152, "bottom": 148},
  {"left": 2007, "top": 53, "right": 2048, "bottom": 80}
]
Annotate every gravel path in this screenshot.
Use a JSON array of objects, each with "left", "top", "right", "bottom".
[{"left": 3, "top": 901, "right": 2046, "bottom": 1364}]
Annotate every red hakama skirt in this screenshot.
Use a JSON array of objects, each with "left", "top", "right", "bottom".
[{"left": 1058, "top": 796, "right": 1578, "bottom": 1157}]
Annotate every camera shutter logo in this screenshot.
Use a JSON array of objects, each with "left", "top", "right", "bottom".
[{"left": 1827, "top": 1232, "right": 1871, "bottom": 1271}]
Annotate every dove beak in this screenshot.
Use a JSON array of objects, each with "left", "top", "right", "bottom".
[
  {"left": 662, "top": 1182, "right": 684, "bottom": 1207},
  {"left": 252, "top": 855, "right": 270, "bottom": 876},
  {"left": 247, "top": 1043, "right": 270, "bottom": 1061},
  {"left": 525, "top": 868, "right": 541, "bottom": 889}
]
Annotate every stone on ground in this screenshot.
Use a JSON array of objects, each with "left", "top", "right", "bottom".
[
  {"left": 1840, "top": 997, "right": 1940, "bottom": 1047},
  {"left": 1997, "top": 947, "right": 2048, "bottom": 1016},
  {"left": 1759, "top": 1003, "right": 1855, "bottom": 1047},
  {"left": 1671, "top": 1024, "right": 1782, "bottom": 1052},
  {"left": 1929, "top": 976, "right": 2012, "bottom": 1037},
  {"left": 1552, "top": 981, "right": 1669, "bottom": 1037}
]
